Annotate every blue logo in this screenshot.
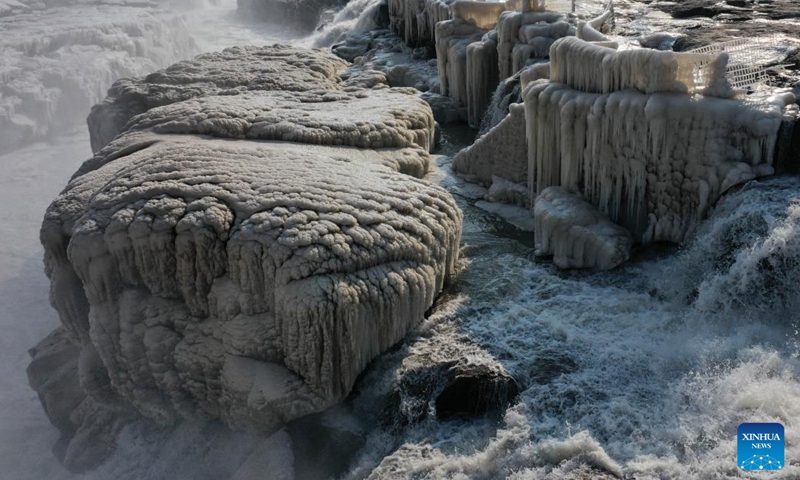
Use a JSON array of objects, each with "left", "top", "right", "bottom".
[{"left": 738, "top": 423, "right": 784, "bottom": 471}]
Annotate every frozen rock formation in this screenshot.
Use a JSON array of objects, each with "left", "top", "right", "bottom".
[
  {"left": 331, "top": 29, "right": 442, "bottom": 95},
  {"left": 43, "top": 133, "right": 460, "bottom": 429},
  {"left": 0, "top": 1, "right": 195, "bottom": 153},
  {"left": 387, "top": 0, "right": 613, "bottom": 127},
  {"left": 534, "top": 187, "right": 632, "bottom": 270},
  {"left": 549, "top": 36, "right": 734, "bottom": 98},
  {"left": 484, "top": 175, "right": 530, "bottom": 207},
  {"left": 496, "top": 10, "right": 571, "bottom": 79},
  {"left": 120, "top": 88, "right": 437, "bottom": 156},
  {"left": 453, "top": 102, "right": 527, "bottom": 184},
  {"left": 435, "top": 18, "right": 488, "bottom": 111},
  {"left": 388, "top": 0, "right": 453, "bottom": 46},
  {"left": 524, "top": 38, "right": 795, "bottom": 244},
  {"left": 87, "top": 44, "right": 349, "bottom": 152},
  {"left": 34, "top": 45, "right": 463, "bottom": 470}
]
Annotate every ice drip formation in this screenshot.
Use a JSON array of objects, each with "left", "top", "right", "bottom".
[
  {"left": 31, "top": 43, "right": 462, "bottom": 470},
  {"left": 433, "top": 0, "right": 797, "bottom": 269}
]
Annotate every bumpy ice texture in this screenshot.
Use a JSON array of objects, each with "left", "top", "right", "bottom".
[
  {"left": 43, "top": 135, "right": 461, "bottom": 430},
  {"left": 534, "top": 186, "right": 632, "bottom": 270},
  {"left": 87, "top": 44, "right": 349, "bottom": 152},
  {"left": 453, "top": 102, "right": 527, "bottom": 184},
  {"left": 37, "top": 45, "right": 463, "bottom": 455}
]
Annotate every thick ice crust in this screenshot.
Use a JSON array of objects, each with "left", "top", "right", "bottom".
[
  {"left": 39, "top": 45, "right": 462, "bottom": 443},
  {"left": 453, "top": 103, "right": 527, "bottom": 184},
  {"left": 549, "top": 37, "right": 734, "bottom": 98},
  {"left": 42, "top": 134, "right": 462, "bottom": 430},
  {"left": 524, "top": 79, "right": 790, "bottom": 243},
  {"left": 87, "top": 45, "right": 349, "bottom": 152},
  {"left": 534, "top": 186, "right": 632, "bottom": 270},
  {"left": 121, "top": 88, "right": 436, "bottom": 155}
]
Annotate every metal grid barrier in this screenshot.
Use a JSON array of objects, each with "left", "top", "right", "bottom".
[{"left": 688, "top": 35, "right": 787, "bottom": 89}]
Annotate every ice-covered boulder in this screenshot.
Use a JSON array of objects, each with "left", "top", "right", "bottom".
[
  {"left": 87, "top": 45, "right": 349, "bottom": 152},
  {"left": 534, "top": 187, "right": 632, "bottom": 270},
  {"left": 119, "top": 88, "right": 436, "bottom": 160},
  {"left": 35, "top": 45, "right": 463, "bottom": 470},
  {"left": 43, "top": 132, "right": 460, "bottom": 431},
  {"left": 389, "top": 320, "right": 519, "bottom": 422}
]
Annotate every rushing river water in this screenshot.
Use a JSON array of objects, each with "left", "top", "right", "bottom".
[
  {"left": 1, "top": 1, "right": 798, "bottom": 479},
  {"left": 332, "top": 126, "right": 800, "bottom": 480}
]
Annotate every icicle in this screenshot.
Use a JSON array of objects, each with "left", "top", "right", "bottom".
[{"left": 524, "top": 39, "right": 793, "bottom": 243}]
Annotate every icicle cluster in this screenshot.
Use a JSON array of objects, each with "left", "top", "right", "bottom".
[
  {"left": 524, "top": 39, "right": 793, "bottom": 243},
  {"left": 549, "top": 36, "right": 735, "bottom": 98},
  {"left": 436, "top": 18, "right": 486, "bottom": 108},
  {"left": 497, "top": 11, "right": 569, "bottom": 79},
  {"left": 388, "top": 0, "right": 453, "bottom": 46}
]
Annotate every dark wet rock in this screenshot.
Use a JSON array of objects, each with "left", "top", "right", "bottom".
[
  {"left": 645, "top": 0, "right": 800, "bottom": 54},
  {"left": 27, "top": 327, "right": 136, "bottom": 472},
  {"left": 655, "top": 0, "right": 800, "bottom": 20},
  {"left": 27, "top": 327, "right": 83, "bottom": 433},
  {"left": 671, "top": 20, "right": 800, "bottom": 52},
  {"left": 528, "top": 352, "right": 579, "bottom": 384},
  {"left": 435, "top": 364, "right": 520, "bottom": 419},
  {"left": 389, "top": 323, "right": 519, "bottom": 423},
  {"left": 286, "top": 407, "right": 365, "bottom": 480}
]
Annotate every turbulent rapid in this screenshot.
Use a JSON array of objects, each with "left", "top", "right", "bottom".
[
  {"left": 1, "top": 0, "right": 799, "bottom": 479},
  {"left": 330, "top": 136, "right": 800, "bottom": 480}
]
